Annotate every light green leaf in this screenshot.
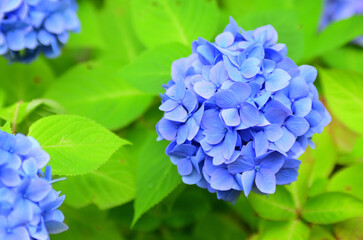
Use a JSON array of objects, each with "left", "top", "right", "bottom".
[
  {"left": 119, "top": 43, "right": 190, "bottom": 95},
  {"left": 45, "top": 61, "right": 153, "bottom": 130},
  {"left": 130, "top": 0, "right": 220, "bottom": 48},
  {"left": 0, "top": 101, "right": 29, "bottom": 124},
  {"left": 229, "top": 196, "right": 260, "bottom": 231},
  {"left": 308, "top": 178, "right": 328, "bottom": 198},
  {"left": 349, "top": 137, "right": 363, "bottom": 163},
  {"left": 193, "top": 213, "right": 247, "bottom": 240},
  {"left": 248, "top": 186, "right": 297, "bottom": 221},
  {"left": 305, "top": 15, "right": 363, "bottom": 60},
  {"left": 0, "top": 121, "right": 12, "bottom": 134},
  {"left": 310, "top": 225, "right": 335, "bottom": 240},
  {"left": 98, "top": 0, "right": 144, "bottom": 63},
  {"left": 28, "top": 115, "right": 128, "bottom": 175},
  {"left": 302, "top": 192, "right": 363, "bottom": 224},
  {"left": 133, "top": 134, "right": 181, "bottom": 226},
  {"left": 0, "top": 58, "right": 54, "bottom": 106},
  {"left": 237, "top": 10, "right": 304, "bottom": 62},
  {"left": 334, "top": 218, "right": 363, "bottom": 240},
  {"left": 322, "top": 46, "right": 363, "bottom": 73},
  {"left": 328, "top": 164, "right": 363, "bottom": 201},
  {"left": 320, "top": 69, "right": 363, "bottom": 134},
  {"left": 258, "top": 220, "right": 310, "bottom": 240},
  {"left": 53, "top": 205, "right": 123, "bottom": 240},
  {"left": 55, "top": 147, "right": 136, "bottom": 209}
]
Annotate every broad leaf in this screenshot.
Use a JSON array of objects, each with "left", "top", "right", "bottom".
[
  {"left": 28, "top": 115, "right": 128, "bottom": 175},
  {"left": 55, "top": 148, "right": 136, "bottom": 209},
  {"left": 229, "top": 196, "right": 260, "bottom": 231},
  {"left": 322, "top": 46, "right": 363, "bottom": 73},
  {"left": 53, "top": 205, "right": 123, "bottom": 240},
  {"left": 328, "top": 165, "right": 363, "bottom": 201},
  {"left": 320, "top": 69, "right": 363, "bottom": 135},
  {"left": 248, "top": 186, "right": 297, "bottom": 221},
  {"left": 119, "top": 43, "right": 190, "bottom": 95},
  {"left": 302, "top": 192, "right": 363, "bottom": 224},
  {"left": 258, "top": 220, "right": 310, "bottom": 240},
  {"left": 310, "top": 225, "right": 335, "bottom": 240},
  {"left": 334, "top": 218, "right": 363, "bottom": 240},
  {"left": 0, "top": 58, "right": 54, "bottom": 106},
  {"left": 46, "top": 61, "right": 153, "bottom": 130},
  {"left": 130, "top": 0, "right": 220, "bottom": 48},
  {"left": 132, "top": 133, "right": 181, "bottom": 226}
]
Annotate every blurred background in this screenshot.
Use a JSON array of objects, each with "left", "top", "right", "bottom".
[{"left": 0, "top": 0, "right": 362, "bottom": 239}]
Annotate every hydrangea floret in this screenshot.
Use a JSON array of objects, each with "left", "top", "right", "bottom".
[
  {"left": 0, "top": 130, "right": 67, "bottom": 239},
  {"left": 321, "top": 0, "right": 363, "bottom": 45},
  {"left": 0, "top": 0, "right": 80, "bottom": 62},
  {"left": 157, "top": 17, "right": 331, "bottom": 202}
]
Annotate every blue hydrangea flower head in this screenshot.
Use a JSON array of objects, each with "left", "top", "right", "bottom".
[
  {"left": 0, "top": 0, "right": 80, "bottom": 62},
  {"left": 0, "top": 130, "right": 67, "bottom": 239},
  {"left": 321, "top": 0, "right": 363, "bottom": 45},
  {"left": 157, "top": 17, "right": 331, "bottom": 203}
]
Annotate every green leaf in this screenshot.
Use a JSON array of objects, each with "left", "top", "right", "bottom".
[
  {"left": 248, "top": 186, "right": 297, "bottom": 221},
  {"left": 229, "top": 196, "right": 260, "bottom": 231},
  {"left": 98, "top": 0, "right": 144, "bottom": 63},
  {"left": 349, "top": 137, "right": 363, "bottom": 163},
  {"left": 119, "top": 43, "right": 190, "bottom": 95},
  {"left": 322, "top": 46, "right": 363, "bottom": 73},
  {"left": 193, "top": 213, "right": 247, "bottom": 240},
  {"left": 302, "top": 192, "right": 363, "bottom": 224},
  {"left": 45, "top": 61, "right": 153, "bottom": 130},
  {"left": 0, "top": 121, "right": 12, "bottom": 134},
  {"left": 130, "top": 0, "right": 220, "bottom": 48},
  {"left": 236, "top": 10, "right": 304, "bottom": 62},
  {"left": 52, "top": 205, "right": 123, "bottom": 240},
  {"left": 0, "top": 58, "right": 54, "bottom": 106},
  {"left": 334, "top": 218, "right": 363, "bottom": 240},
  {"left": 28, "top": 115, "right": 128, "bottom": 175},
  {"left": 258, "top": 220, "right": 310, "bottom": 240},
  {"left": 305, "top": 15, "right": 363, "bottom": 60},
  {"left": 55, "top": 147, "right": 136, "bottom": 209},
  {"left": 0, "top": 101, "right": 29, "bottom": 124},
  {"left": 132, "top": 134, "right": 181, "bottom": 226},
  {"left": 320, "top": 69, "right": 363, "bottom": 134},
  {"left": 308, "top": 178, "right": 328, "bottom": 198},
  {"left": 328, "top": 165, "right": 363, "bottom": 201},
  {"left": 67, "top": 1, "right": 104, "bottom": 49},
  {"left": 310, "top": 225, "right": 335, "bottom": 240}
]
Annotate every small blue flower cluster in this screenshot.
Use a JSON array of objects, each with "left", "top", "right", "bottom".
[
  {"left": 321, "top": 0, "right": 363, "bottom": 45},
  {"left": 0, "top": 0, "right": 80, "bottom": 62},
  {"left": 157, "top": 17, "right": 331, "bottom": 202},
  {"left": 0, "top": 130, "right": 67, "bottom": 239}
]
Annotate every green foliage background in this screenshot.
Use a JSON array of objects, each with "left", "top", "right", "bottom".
[{"left": 1, "top": 0, "right": 363, "bottom": 239}]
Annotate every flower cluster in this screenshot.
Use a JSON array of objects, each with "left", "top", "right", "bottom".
[
  {"left": 0, "top": 130, "right": 67, "bottom": 239},
  {"left": 321, "top": 0, "right": 363, "bottom": 45},
  {"left": 157, "top": 17, "right": 331, "bottom": 202},
  {"left": 0, "top": 0, "right": 80, "bottom": 62}
]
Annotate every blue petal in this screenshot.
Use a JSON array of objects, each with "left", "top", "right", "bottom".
[
  {"left": 159, "top": 99, "right": 178, "bottom": 112},
  {"left": 242, "top": 170, "right": 256, "bottom": 197},
  {"left": 259, "top": 152, "right": 285, "bottom": 174},
  {"left": 299, "top": 65, "right": 317, "bottom": 84},
  {"left": 215, "top": 31, "right": 234, "bottom": 48},
  {"left": 274, "top": 127, "right": 296, "bottom": 152},
  {"left": 164, "top": 105, "right": 188, "bottom": 122},
  {"left": 215, "top": 89, "right": 238, "bottom": 108},
  {"left": 210, "top": 168, "right": 235, "bottom": 191},
  {"left": 223, "top": 55, "right": 242, "bottom": 82},
  {"left": 45, "top": 221, "right": 69, "bottom": 234},
  {"left": 285, "top": 116, "right": 310, "bottom": 136},
  {"left": 289, "top": 76, "right": 309, "bottom": 99},
  {"left": 202, "top": 109, "right": 226, "bottom": 130},
  {"left": 210, "top": 60, "right": 228, "bottom": 85},
  {"left": 177, "top": 158, "right": 193, "bottom": 176},
  {"left": 266, "top": 69, "right": 291, "bottom": 92},
  {"left": 240, "top": 58, "right": 260, "bottom": 78},
  {"left": 8, "top": 227, "right": 30, "bottom": 240},
  {"left": 264, "top": 124, "right": 283, "bottom": 142},
  {"left": 157, "top": 118, "right": 178, "bottom": 141},
  {"left": 255, "top": 168, "right": 276, "bottom": 194},
  {"left": 22, "top": 158, "right": 38, "bottom": 177},
  {"left": 0, "top": 168, "right": 21, "bottom": 187},
  {"left": 176, "top": 123, "right": 188, "bottom": 144},
  {"left": 63, "top": 9, "right": 80, "bottom": 31},
  {"left": 45, "top": 13, "right": 65, "bottom": 34},
  {"left": 254, "top": 131, "right": 268, "bottom": 157},
  {"left": 203, "top": 129, "right": 225, "bottom": 145},
  {"left": 229, "top": 82, "right": 251, "bottom": 102},
  {"left": 222, "top": 130, "right": 237, "bottom": 160},
  {"left": 6, "top": 30, "right": 25, "bottom": 51},
  {"left": 239, "top": 102, "right": 260, "bottom": 126},
  {"left": 26, "top": 179, "right": 51, "bottom": 202},
  {"left": 276, "top": 168, "right": 298, "bottom": 185},
  {"left": 228, "top": 152, "right": 255, "bottom": 174},
  {"left": 194, "top": 81, "right": 216, "bottom": 99},
  {"left": 221, "top": 108, "right": 240, "bottom": 127},
  {"left": 292, "top": 97, "right": 312, "bottom": 117}
]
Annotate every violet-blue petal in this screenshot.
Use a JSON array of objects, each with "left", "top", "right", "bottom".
[
  {"left": 211, "top": 168, "right": 235, "bottom": 191},
  {"left": 285, "top": 116, "right": 310, "bottom": 136},
  {"left": 194, "top": 81, "right": 216, "bottom": 99},
  {"left": 275, "top": 127, "right": 295, "bottom": 152},
  {"left": 221, "top": 108, "right": 240, "bottom": 127},
  {"left": 266, "top": 69, "right": 291, "bottom": 92},
  {"left": 292, "top": 97, "right": 312, "bottom": 117},
  {"left": 241, "top": 170, "right": 256, "bottom": 197},
  {"left": 240, "top": 58, "right": 260, "bottom": 78},
  {"left": 177, "top": 158, "right": 193, "bottom": 176},
  {"left": 239, "top": 102, "right": 260, "bottom": 126},
  {"left": 255, "top": 168, "right": 276, "bottom": 194},
  {"left": 264, "top": 124, "right": 283, "bottom": 142}
]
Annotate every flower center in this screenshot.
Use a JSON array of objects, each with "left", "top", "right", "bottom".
[{"left": 255, "top": 164, "right": 261, "bottom": 171}]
